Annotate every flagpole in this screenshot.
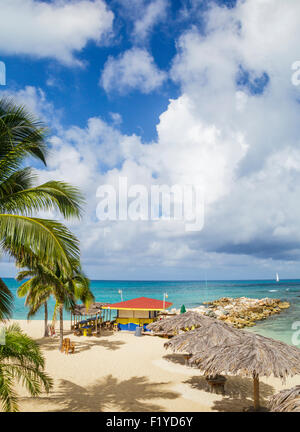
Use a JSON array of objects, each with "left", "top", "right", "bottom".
[{"left": 163, "top": 292, "right": 168, "bottom": 310}]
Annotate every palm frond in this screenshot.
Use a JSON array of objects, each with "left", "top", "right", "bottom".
[
  {"left": 16, "top": 270, "right": 36, "bottom": 282},
  {"left": 71, "top": 275, "right": 94, "bottom": 307},
  {"left": 0, "top": 98, "right": 47, "bottom": 179},
  {"left": 0, "top": 366, "right": 19, "bottom": 412},
  {"left": 0, "top": 277, "right": 13, "bottom": 320},
  {"left": 0, "top": 180, "right": 84, "bottom": 219},
  {"left": 0, "top": 324, "right": 53, "bottom": 411},
  {"left": 0, "top": 214, "right": 80, "bottom": 273},
  {"left": 0, "top": 167, "right": 34, "bottom": 198}
]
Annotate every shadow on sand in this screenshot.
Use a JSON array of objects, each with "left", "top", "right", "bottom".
[
  {"left": 184, "top": 375, "right": 274, "bottom": 412},
  {"left": 163, "top": 353, "right": 199, "bottom": 368},
  {"left": 23, "top": 375, "right": 180, "bottom": 412},
  {"left": 35, "top": 331, "right": 125, "bottom": 353},
  {"left": 164, "top": 353, "right": 274, "bottom": 412}
]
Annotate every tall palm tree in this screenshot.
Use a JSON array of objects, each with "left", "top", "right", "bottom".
[
  {"left": 0, "top": 97, "right": 84, "bottom": 304},
  {"left": 0, "top": 98, "right": 85, "bottom": 410},
  {"left": 0, "top": 323, "right": 53, "bottom": 412},
  {"left": 55, "top": 263, "right": 93, "bottom": 350},
  {"left": 16, "top": 274, "right": 52, "bottom": 337},
  {"left": 17, "top": 259, "right": 94, "bottom": 348}
]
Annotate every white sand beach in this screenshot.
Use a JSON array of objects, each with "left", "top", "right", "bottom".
[{"left": 9, "top": 320, "right": 300, "bottom": 412}]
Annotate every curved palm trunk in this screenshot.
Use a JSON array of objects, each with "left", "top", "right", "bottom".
[
  {"left": 44, "top": 302, "right": 49, "bottom": 337},
  {"left": 59, "top": 304, "right": 63, "bottom": 351},
  {"left": 253, "top": 374, "right": 260, "bottom": 411}
]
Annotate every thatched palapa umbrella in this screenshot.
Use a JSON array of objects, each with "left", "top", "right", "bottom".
[
  {"left": 268, "top": 386, "right": 300, "bottom": 412},
  {"left": 147, "top": 311, "right": 213, "bottom": 335},
  {"left": 164, "top": 319, "right": 244, "bottom": 390},
  {"left": 73, "top": 302, "right": 108, "bottom": 316},
  {"left": 189, "top": 333, "right": 300, "bottom": 411},
  {"left": 164, "top": 319, "right": 243, "bottom": 353}
]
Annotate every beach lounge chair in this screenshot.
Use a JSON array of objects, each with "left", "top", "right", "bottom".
[
  {"left": 62, "top": 338, "right": 75, "bottom": 354},
  {"left": 61, "top": 338, "right": 67, "bottom": 352}
]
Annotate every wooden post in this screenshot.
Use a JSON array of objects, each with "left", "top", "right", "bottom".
[
  {"left": 253, "top": 374, "right": 260, "bottom": 411},
  {"left": 44, "top": 302, "right": 49, "bottom": 337},
  {"left": 59, "top": 304, "right": 64, "bottom": 351}
]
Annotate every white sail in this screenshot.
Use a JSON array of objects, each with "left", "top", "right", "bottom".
[{"left": 276, "top": 273, "right": 280, "bottom": 282}]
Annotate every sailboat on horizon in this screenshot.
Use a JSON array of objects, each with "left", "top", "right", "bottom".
[{"left": 276, "top": 272, "right": 280, "bottom": 282}]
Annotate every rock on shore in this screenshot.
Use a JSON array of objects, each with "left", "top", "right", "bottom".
[
  {"left": 202, "top": 297, "right": 290, "bottom": 328},
  {"left": 170, "top": 297, "right": 290, "bottom": 329}
]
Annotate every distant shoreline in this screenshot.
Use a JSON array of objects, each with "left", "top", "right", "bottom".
[{"left": 2, "top": 277, "right": 300, "bottom": 282}]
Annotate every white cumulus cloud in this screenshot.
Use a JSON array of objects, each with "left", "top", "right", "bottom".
[
  {"left": 0, "top": 0, "right": 114, "bottom": 65},
  {"left": 100, "top": 47, "right": 167, "bottom": 94},
  {"left": 115, "top": 0, "right": 168, "bottom": 42},
  {"left": 3, "top": 0, "right": 300, "bottom": 279},
  {"left": 133, "top": 0, "right": 168, "bottom": 42}
]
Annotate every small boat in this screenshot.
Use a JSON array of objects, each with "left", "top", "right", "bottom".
[{"left": 276, "top": 273, "right": 280, "bottom": 283}]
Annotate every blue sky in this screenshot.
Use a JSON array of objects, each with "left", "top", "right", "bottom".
[
  {"left": 1, "top": 0, "right": 300, "bottom": 280},
  {"left": 1, "top": 0, "right": 236, "bottom": 141}
]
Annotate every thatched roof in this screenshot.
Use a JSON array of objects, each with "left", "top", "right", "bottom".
[
  {"left": 147, "top": 311, "right": 213, "bottom": 334},
  {"left": 72, "top": 302, "right": 108, "bottom": 316},
  {"left": 164, "top": 319, "right": 243, "bottom": 353},
  {"left": 189, "top": 333, "right": 300, "bottom": 380},
  {"left": 268, "top": 386, "right": 300, "bottom": 412}
]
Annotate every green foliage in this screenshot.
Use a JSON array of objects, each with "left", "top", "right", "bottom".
[
  {"left": 0, "top": 323, "right": 53, "bottom": 412},
  {"left": 0, "top": 97, "right": 86, "bottom": 410},
  {"left": 0, "top": 97, "right": 84, "bottom": 280},
  {"left": 17, "top": 258, "right": 94, "bottom": 323},
  {"left": 0, "top": 278, "right": 13, "bottom": 321}
]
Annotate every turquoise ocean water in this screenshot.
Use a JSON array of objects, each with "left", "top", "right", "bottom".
[{"left": 4, "top": 278, "right": 300, "bottom": 346}]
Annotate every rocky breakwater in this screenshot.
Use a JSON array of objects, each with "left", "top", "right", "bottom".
[{"left": 201, "top": 297, "right": 290, "bottom": 329}]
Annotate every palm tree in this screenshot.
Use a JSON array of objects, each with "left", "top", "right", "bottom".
[
  {"left": 17, "top": 259, "right": 94, "bottom": 349},
  {"left": 0, "top": 97, "right": 84, "bottom": 304},
  {"left": 0, "top": 323, "right": 53, "bottom": 411},
  {"left": 0, "top": 97, "right": 85, "bottom": 410},
  {"left": 16, "top": 273, "right": 52, "bottom": 337},
  {"left": 55, "top": 264, "right": 93, "bottom": 350}
]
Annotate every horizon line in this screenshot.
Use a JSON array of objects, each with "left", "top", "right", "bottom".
[{"left": 2, "top": 277, "right": 300, "bottom": 282}]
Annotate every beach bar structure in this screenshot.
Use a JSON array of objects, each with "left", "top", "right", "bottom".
[
  {"left": 102, "top": 296, "right": 173, "bottom": 331},
  {"left": 70, "top": 302, "right": 109, "bottom": 334}
]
